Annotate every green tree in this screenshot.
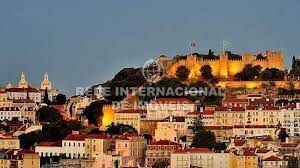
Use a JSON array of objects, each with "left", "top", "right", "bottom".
[
  {"left": 19, "top": 120, "right": 82, "bottom": 149},
  {"left": 153, "top": 160, "right": 168, "bottom": 168},
  {"left": 261, "top": 68, "right": 284, "bottom": 81},
  {"left": 53, "top": 94, "right": 67, "bottom": 105},
  {"left": 105, "top": 122, "right": 137, "bottom": 135},
  {"left": 43, "top": 88, "right": 51, "bottom": 105},
  {"left": 176, "top": 66, "right": 190, "bottom": 81},
  {"left": 83, "top": 100, "right": 106, "bottom": 126},
  {"left": 278, "top": 128, "right": 289, "bottom": 142},
  {"left": 200, "top": 65, "right": 213, "bottom": 80},
  {"left": 191, "top": 113, "right": 218, "bottom": 149},
  {"left": 234, "top": 64, "right": 262, "bottom": 81},
  {"left": 37, "top": 106, "right": 63, "bottom": 123}
]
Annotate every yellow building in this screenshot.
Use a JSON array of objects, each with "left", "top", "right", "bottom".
[
  {"left": 214, "top": 107, "right": 246, "bottom": 126},
  {"left": 245, "top": 106, "right": 281, "bottom": 125},
  {"left": 0, "top": 137, "right": 20, "bottom": 149},
  {"left": 214, "top": 106, "right": 281, "bottom": 127},
  {"left": 84, "top": 134, "right": 111, "bottom": 158},
  {"left": 115, "top": 134, "right": 147, "bottom": 167},
  {"left": 0, "top": 149, "right": 40, "bottom": 168},
  {"left": 0, "top": 91, "right": 12, "bottom": 108},
  {"left": 165, "top": 50, "right": 284, "bottom": 79},
  {"left": 114, "top": 109, "right": 144, "bottom": 133},
  {"left": 233, "top": 150, "right": 259, "bottom": 168}
]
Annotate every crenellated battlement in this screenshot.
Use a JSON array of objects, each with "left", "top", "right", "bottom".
[{"left": 164, "top": 50, "right": 285, "bottom": 79}]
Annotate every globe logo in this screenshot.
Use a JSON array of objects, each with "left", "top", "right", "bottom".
[{"left": 142, "top": 59, "right": 163, "bottom": 83}]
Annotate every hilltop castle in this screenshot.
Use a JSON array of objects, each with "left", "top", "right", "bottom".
[{"left": 158, "top": 50, "right": 285, "bottom": 79}]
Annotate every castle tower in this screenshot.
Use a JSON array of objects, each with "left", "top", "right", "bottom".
[
  {"left": 18, "top": 72, "right": 28, "bottom": 88},
  {"left": 219, "top": 52, "right": 229, "bottom": 77},
  {"left": 40, "top": 72, "right": 52, "bottom": 90},
  {"left": 265, "top": 50, "right": 285, "bottom": 70},
  {"left": 5, "top": 81, "right": 13, "bottom": 89}
]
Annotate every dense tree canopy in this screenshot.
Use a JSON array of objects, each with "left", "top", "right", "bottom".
[
  {"left": 19, "top": 120, "right": 82, "bottom": 149},
  {"left": 176, "top": 66, "right": 190, "bottom": 81},
  {"left": 83, "top": 100, "right": 107, "bottom": 127},
  {"left": 260, "top": 68, "right": 285, "bottom": 81},
  {"left": 103, "top": 68, "right": 146, "bottom": 101},
  {"left": 105, "top": 122, "right": 137, "bottom": 135},
  {"left": 234, "top": 64, "right": 262, "bottom": 81},
  {"left": 200, "top": 65, "right": 213, "bottom": 80},
  {"left": 153, "top": 160, "right": 169, "bottom": 168},
  {"left": 38, "top": 106, "right": 63, "bottom": 123},
  {"left": 53, "top": 94, "right": 67, "bottom": 105}
]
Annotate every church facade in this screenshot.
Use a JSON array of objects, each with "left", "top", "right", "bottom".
[
  {"left": 4, "top": 72, "right": 59, "bottom": 103},
  {"left": 161, "top": 50, "right": 285, "bottom": 79}
]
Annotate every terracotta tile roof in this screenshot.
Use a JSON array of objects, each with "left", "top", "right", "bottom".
[
  {"left": 117, "top": 109, "right": 145, "bottom": 114},
  {"left": 243, "top": 150, "right": 257, "bottom": 156},
  {"left": 187, "top": 111, "right": 200, "bottom": 115},
  {"left": 223, "top": 98, "right": 248, "bottom": 103},
  {"left": 249, "top": 98, "right": 274, "bottom": 104},
  {"left": 63, "top": 134, "right": 87, "bottom": 141},
  {"left": 37, "top": 141, "right": 62, "bottom": 147},
  {"left": 263, "top": 106, "right": 280, "bottom": 110},
  {"left": 174, "top": 148, "right": 212, "bottom": 153},
  {"left": 51, "top": 105, "right": 66, "bottom": 114},
  {"left": 13, "top": 99, "right": 35, "bottom": 103},
  {"left": 234, "top": 139, "right": 247, "bottom": 146},
  {"left": 215, "top": 106, "right": 229, "bottom": 111},
  {"left": 246, "top": 105, "right": 258, "bottom": 110},
  {"left": 282, "top": 104, "right": 296, "bottom": 109},
  {"left": 280, "top": 143, "right": 299, "bottom": 148},
  {"left": 150, "top": 98, "right": 194, "bottom": 104},
  {"left": 86, "top": 134, "right": 109, "bottom": 139},
  {"left": 6, "top": 87, "right": 39, "bottom": 93},
  {"left": 246, "top": 105, "right": 279, "bottom": 110},
  {"left": 256, "top": 148, "right": 271, "bottom": 153},
  {"left": 215, "top": 106, "right": 245, "bottom": 111},
  {"left": 263, "top": 155, "right": 282, "bottom": 161},
  {"left": 163, "top": 116, "right": 185, "bottom": 122},
  {"left": 203, "top": 110, "right": 214, "bottom": 115},
  {"left": 150, "top": 140, "right": 181, "bottom": 146}
]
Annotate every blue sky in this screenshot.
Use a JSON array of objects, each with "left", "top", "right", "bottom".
[{"left": 0, "top": 0, "right": 299, "bottom": 95}]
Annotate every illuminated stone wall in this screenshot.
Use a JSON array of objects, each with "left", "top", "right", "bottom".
[
  {"left": 218, "top": 81, "right": 300, "bottom": 89},
  {"left": 100, "top": 105, "right": 115, "bottom": 130},
  {"left": 165, "top": 50, "right": 284, "bottom": 79}
]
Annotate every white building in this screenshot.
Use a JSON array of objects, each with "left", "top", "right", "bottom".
[
  {"left": 35, "top": 141, "right": 62, "bottom": 157},
  {"left": 62, "top": 134, "right": 86, "bottom": 159},
  {"left": 281, "top": 103, "right": 300, "bottom": 136},
  {"left": 232, "top": 125, "right": 278, "bottom": 138},
  {"left": 146, "top": 98, "right": 195, "bottom": 120},
  {"left": 262, "top": 155, "right": 287, "bottom": 168},
  {"left": 0, "top": 106, "right": 36, "bottom": 123},
  {"left": 171, "top": 148, "right": 233, "bottom": 168}
]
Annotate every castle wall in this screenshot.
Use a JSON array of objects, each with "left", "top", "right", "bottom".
[
  {"left": 252, "top": 60, "right": 268, "bottom": 70},
  {"left": 202, "top": 59, "right": 221, "bottom": 77},
  {"left": 218, "top": 81, "right": 300, "bottom": 89},
  {"left": 165, "top": 50, "right": 285, "bottom": 79},
  {"left": 228, "top": 60, "right": 244, "bottom": 77}
]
